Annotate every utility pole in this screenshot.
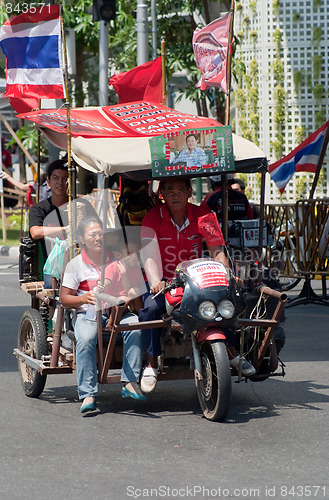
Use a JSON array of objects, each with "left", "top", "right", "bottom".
[
  {"left": 136, "top": 0, "right": 149, "bottom": 64},
  {"left": 151, "top": 0, "right": 157, "bottom": 59},
  {"left": 99, "top": 21, "right": 109, "bottom": 107}
]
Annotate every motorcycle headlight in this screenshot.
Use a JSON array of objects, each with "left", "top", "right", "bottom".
[
  {"left": 217, "top": 300, "right": 235, "bottom": 319},
  {"left": 199, "top": 300, "right": 217, "bottom": 320}
]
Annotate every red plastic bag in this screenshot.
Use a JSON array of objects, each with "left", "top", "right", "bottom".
[{"left": 198, "top": 212, "right": 225, "bottom": 246}]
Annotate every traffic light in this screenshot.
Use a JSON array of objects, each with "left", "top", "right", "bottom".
[{"left": 91, "top": 0, "right": 116, "bottom": 22}]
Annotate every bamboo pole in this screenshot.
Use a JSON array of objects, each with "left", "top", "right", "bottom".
[
  {"left": 0, "top": 191, "right": 6, "bottom": 243},
  {"left": 60, "top": 1, "right": 73, "bottom": 260},
  {"left": 309, "top": 122, "right": 329, "bottom": 199},
  {"left": 36, "top": 99, "right": 41, "bottom": 203},
  {"left": 0, "top": 112, "right": 37, "bottom": 169},
  {"left": 222, "top": 0, "right": 235, "bottom": 241},
  {"left": 161, "top": 36, "right": 167, "bottom": 105}
]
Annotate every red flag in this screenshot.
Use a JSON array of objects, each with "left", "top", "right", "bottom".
[
  {"left": 192, "top": 13, "right": 232, "bottom": 94},
  {"left": 9, "top": 96, "right": 38, "bottom": 114},
  {"left": 198, "top": 212, "right": 225, "bottom": 246},
  {"left": 109, "top": 58, "right": 162, "bottom": 104}
]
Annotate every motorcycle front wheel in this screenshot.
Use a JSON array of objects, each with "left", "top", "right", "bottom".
[{"left": 195, "top": 340, "right": 232, "bottom": 422}]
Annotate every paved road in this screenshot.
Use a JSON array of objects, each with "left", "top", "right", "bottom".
[{"left": 0, "top": 257, "right": 328, "bottom": 500}]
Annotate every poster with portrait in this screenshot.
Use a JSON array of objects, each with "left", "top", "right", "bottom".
[{"left": 149, "top": 126, "right": 234, "bottom": 178}]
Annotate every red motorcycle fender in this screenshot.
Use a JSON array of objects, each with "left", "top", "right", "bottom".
[{"left": 196, "top": 327, "right": 226, "bottom": 343}]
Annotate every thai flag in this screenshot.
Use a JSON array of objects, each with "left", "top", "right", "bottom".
[
  {"left": 0, "top": 5, "right": 65, "bottom": 100},
  {"left": 269, "top": 120, "right": 329, "bottom": 194}
]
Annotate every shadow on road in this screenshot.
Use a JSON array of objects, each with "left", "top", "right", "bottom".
[{"left": 26, "top": 375, "right": 329, "bottom": 424}]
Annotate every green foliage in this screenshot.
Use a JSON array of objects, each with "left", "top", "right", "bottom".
[
  {"left": 306, "top": 72, "right": 313, "bottom": 90},
  {"left": 7, "top": 125, "right": 48, "bottom": 158},
  {"left": 315, "top": 109, "right": 326, "bottom": 128},
  {"left": 244, "top": 74, "right": 252, "bottom": 88},
  {"left": 295, "top": 175, "right": 310, "bottom": 199},
  {"left": 313, "top": 0, "right": 321, "bottom": 9},
  {"left": 295, "top": 126, "right": 305, "bottom": 144},
  {"left": 234, "top": 59, "right": 246, "bottom": 84},
  {"left": 234, "top": 89, "right": 247, "bottom": 108},
  {"left": 273, "top": 59, "right": 284, "bottom": 82},
  {"left": 312, "top": 26, "right": 322, "bottom": 46},
  {"left": 313, "top": 54, "right": 322, "bottom": 80},
  {"left": 293, "top": 69, "right": 303, "bottom": 93},
  {"left": 273, "top": 85, "right": 286, "bottom": 106},
  {"left": 273, "top": 29, "right": 282, "bottom": 52},
  {"left": 249, "top": 1, "right": 257, "bottom": 14},
  {"left": 313, "top": 83, "right": 324, "bottom": 102},
  {"left": 293, "top": 12, "right": 301, "bottom": 22},
  {"left": 243, "top": 16, "right": 251, "bottom": 25},
  {"left": 250, "top": 59, "right": 258, "bottom": 80},
  {"left": 250, "top": 113, "right": 259, "bottom": 128},
  {"left": 249, "top": 86, "right": 258, "bottom": 108},
  {"left": 272, "top": 0, "right": 281, "bottom": 16},
  {"left": 236, "top": 2, "right": 243, "bottom": 11},
  {"left": 250, "top": 30, "right": 258, "bottom": 42},
  {"left": 270, "top": 134, "right": 284, "bottom": 159}
]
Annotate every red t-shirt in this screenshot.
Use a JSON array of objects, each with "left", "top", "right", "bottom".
[
  {"left": 141, "top": 202, "right": 210, "bottom": 280},
  {"left": 104, "top": 260, "right": 143, "bottom": 298}
]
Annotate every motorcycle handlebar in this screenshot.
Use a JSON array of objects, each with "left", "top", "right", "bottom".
[
  {"left": 151, "top": 277, "right": 184, "bottom": 300},
  {"left": 258, "top": 285, "right": 288, "bottom": 302}
]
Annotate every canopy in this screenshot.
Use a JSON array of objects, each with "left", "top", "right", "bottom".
[{"left": 19, "top": 102, "right": 267, "bottom": 178}]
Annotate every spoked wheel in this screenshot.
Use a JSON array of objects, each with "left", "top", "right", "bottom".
[
  {"left": 273, "top": 252, "right": 301, "bottom": 291},
  {"left": 195, "top": 340, "right": 232, "bottom": 422},
  {"left": 17, "top": 309, "right": 48, "bottom": 398}
]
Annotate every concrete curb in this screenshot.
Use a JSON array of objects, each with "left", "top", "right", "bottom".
[{"left": 0, "top": 246, "right": 19, "bottom": 258}]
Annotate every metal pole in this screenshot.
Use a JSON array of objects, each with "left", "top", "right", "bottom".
[
  {"left": 137, "top": 0, "right": 149, "bottom": 65},
  {"left": 99, "top": 21, "right": 109, "bottom": 106},
  {"left": 151, "top": 0, "right": 157, "bottom": 60},
  {"left": 98, "top": 20, "right": 109, "bottom": 189}
]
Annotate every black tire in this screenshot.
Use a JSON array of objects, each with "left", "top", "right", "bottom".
[
  {"left": 17, "top": 309, "right": 48, "bottom": 398},
  {"left": 195, "top": 340, "right": 232, "bottom": 422},
  {"left": 275, "top": 252, "right": 301, "bottom": 291},
  {"left": 279, "top": 275, "right": 301, "bottom": 291}
]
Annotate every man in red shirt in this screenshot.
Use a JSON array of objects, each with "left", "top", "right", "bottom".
[{"left": 139, "top": 177, "right": 230, "bottom": 393}]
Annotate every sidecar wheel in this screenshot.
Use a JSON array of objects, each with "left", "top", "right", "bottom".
[
  {"left": 17, "top": 309, "right": 48, "bottom": 398},
  {"left": 195, "top": 340, "right": 231, "bottom": 422}
]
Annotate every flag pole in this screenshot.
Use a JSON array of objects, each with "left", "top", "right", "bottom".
[
  {"left": 36, "top": 100, "right": 41, "bottom": 203},
  {"left": 60, "top": 1, "right": 73, "bottom": 259},
  {"left": 309, "top": 122, "right": 329, "bottom": 199},
  {"left": 225, "top": 0, "right": 235, "bottom": 127},
  {"left": 161, "top": 36, "right": 167, "bottom": 105},
  {"left": 222, "top": 0, "right": 235, "bottom": 241}
]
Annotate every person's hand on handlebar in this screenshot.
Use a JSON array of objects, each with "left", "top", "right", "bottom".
[{"left": 150, "top": 280, "right": 166, "bottom": 295}]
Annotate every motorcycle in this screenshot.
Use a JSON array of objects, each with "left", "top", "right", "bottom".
[{"left": 159, "top": 257, "right": 249, "bottom": 421}]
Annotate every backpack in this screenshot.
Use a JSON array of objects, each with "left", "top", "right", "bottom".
[{"left": 117, "top": 180, "right": 155, "bottom": 226}]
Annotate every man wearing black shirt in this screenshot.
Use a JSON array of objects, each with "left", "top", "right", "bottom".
[
  {"left": 201, "top": 175, "right": 254, "bottom": 222},
  {"left": 29, "top": 160, "right": 69, "bottom": 267}
]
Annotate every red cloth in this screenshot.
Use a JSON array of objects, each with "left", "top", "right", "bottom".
[
  {"left": 141, "top": 202, "right": 210, "bottom": 280},
  {"left": 1, "top": 143, "right": 12, "bottom": 169},
  {"left": 9, "top": 97, "right": 38, "bottom": 114},
  {"left": 198, "top": 212, "right": 225, "bottom": 245},
  {"left": 109, "top": 58, "right": 163, "bottom": 104},
  {"left": 26, "top": 184, "right": 35, "bottom": 207}
]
